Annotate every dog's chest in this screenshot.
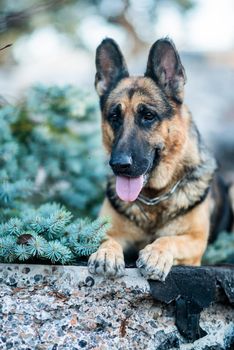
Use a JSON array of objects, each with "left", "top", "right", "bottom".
[
  {"left": 106, "top": 174, "right": 212, "bottom": 235},
  {"left": 122, "top": 201, "right": 171, "bottom": 233},
  {"left": 107, "top": 180, "right": 170, "bottom": 233}
]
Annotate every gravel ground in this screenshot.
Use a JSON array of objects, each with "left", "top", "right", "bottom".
[{"left": 0, "top": 264, "right": 233, "bottom": 350}]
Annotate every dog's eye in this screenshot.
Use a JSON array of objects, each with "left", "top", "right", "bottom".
[
  {"left": 143, "top": 111, "right": 155, "bottom": 121},
  {"left": 109, "top": 111, "right": 120, "bottom": 122},
  {"left": 138, "top": 105, "right": 158, "bottom": 124},
  {"left": 108, "top": 105, "right": 122, "bottom": 128},
  {"left": 110, "top": 113, "right": 118, "bottom": 119}
]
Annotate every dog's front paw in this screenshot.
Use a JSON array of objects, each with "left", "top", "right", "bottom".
[
  {"left": 88, "top": 248, "right": 125, "bottom": 278},
  {"left": 136, "top": 244, "right": 173, "bottom": 281}
]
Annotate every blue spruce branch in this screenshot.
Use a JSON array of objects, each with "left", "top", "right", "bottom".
[{"left": 0, "top": 85, "right": 109, "bottom": 264}]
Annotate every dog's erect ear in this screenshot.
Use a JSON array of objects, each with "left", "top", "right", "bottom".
[
  {"left": 95, "top": 38, "right": 129, "bottom": 97},
  {"left": 145, "top": 38, "right": 186, "bottom": 103}
]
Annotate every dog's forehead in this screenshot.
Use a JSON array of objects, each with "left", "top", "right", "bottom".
[{"left": 106, "top": 77, "right": 163, "bottom": 109}]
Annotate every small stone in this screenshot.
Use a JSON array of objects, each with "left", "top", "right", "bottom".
[
  {"left": 57, "top": 329, "right": 64, "bottom": 337},
  {"left": 124, "top": 310, "right": 133, "bottom": 318},
  {"left": 84, "top": 276, "right": 95, "bottom": 287},
  {"left": 78, "top": 340, "right": 87, "bottom": 348},
  {"left": 35, "top": 310, "right": 51, "bottom": 321},
  {"left": 17, "top": 233, "right": 33, "bottom": 245},
  {"left": 149, "top": 320, "right": 157, "bottom": 328},
  {"left": 22, "top": 267, "right": 30, "bottom": 274},
  {"left": 8, "top": 277, "right": 17, "bottom": 287},
  {"left": 34, "top": 274, "right": 43, "bottom": 282},
  {"left": 8, "top": 314, "right": 13, "bottom": 321}
]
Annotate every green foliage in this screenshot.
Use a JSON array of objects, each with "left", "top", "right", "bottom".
[
  {"left": 0, "top": 85, "right": 106, "bottom": 218},
  {"left": 203, "top": 232, "right": 234, "bottom": 265},
  {"left": 0, "top": 203, "right": 110, "bottom": 264},
  {"left": 0, "top": 85, "right": 109, "bottom": 264}
]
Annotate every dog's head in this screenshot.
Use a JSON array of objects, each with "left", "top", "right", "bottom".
[{"left": 95, "top": 38, "right": 187, "bottom": 202}]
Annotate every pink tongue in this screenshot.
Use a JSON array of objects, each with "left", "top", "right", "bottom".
[{"left": 116, "top": 175, "right": 144, "bottom": 202}]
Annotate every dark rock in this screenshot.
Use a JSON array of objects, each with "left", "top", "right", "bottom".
[
  {"left": 34, "top": 274, "right": 43, "bottom": 282},
  {"left": 84, "top": 276, "right": 94, "bottom": 287},
  {"left": 78, "top": 340, "right": 87, "bottom": 348},
  {"left": 8, "top": 277, "right": 17, "bottom": 286},
  {"left": 8, "top": 314, "right": 13, "bottom": 321},
  {"left": 156, "top": 331, "right": 180, "bottom": 350},
  {"left": 149, "top": 320, "right": 157, "bottom": 328},
  {"left": 96, "top": 316, "right": 111, "bottom": 331},
  {"left": 22, "top": 267, "right": 30, "bottom": 274},
  {"left": 149, "top": 265, "right": 234, "bottom": 342}
]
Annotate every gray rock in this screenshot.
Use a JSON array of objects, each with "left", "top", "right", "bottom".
[{"left": 0, "top": 264, "right": 233, "bottom": 350}]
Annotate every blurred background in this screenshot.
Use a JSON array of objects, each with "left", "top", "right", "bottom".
[{"left": 0, "top": 0, "right": 233, "bottom": 179}]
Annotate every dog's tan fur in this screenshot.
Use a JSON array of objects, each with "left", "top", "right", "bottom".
[{"left": 88, "top": 38, "right": 230, "bottom": 281}]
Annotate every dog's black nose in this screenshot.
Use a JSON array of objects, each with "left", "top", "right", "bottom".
[{"left": 109, "top": 154, "right": 132, "bottom": 172}]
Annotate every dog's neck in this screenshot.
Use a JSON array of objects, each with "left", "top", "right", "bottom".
[{"left": 138, "top": 177, "right": 184, "bottom": 206}]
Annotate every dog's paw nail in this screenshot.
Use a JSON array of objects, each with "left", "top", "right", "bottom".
[
  {"left": 116, "top": 265, "right": 125, "bottom": 277},
  {"left": 136, "top": 258, "right": 145, "bottom": 268},
  {"left": 94, "top": 261, "right": 100, "bottom": 269},
  {"left": 88, "top": 262, "right": 95, "bottom": 273}
]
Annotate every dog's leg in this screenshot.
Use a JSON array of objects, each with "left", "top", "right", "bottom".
[
  {"left": 88, "top": 199, "right": 142, "bottom": 277},
  {"left": 136, "top": 198, "right": 210, "bottom": 281}
]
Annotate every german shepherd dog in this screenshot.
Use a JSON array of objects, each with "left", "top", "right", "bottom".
[{"left": 88, "top": 38, "right": 233, "bottom": 281}]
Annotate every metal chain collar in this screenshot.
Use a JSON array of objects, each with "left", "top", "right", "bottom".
[{"left": 137, "top": 178, "right": 184, "bottom": 206}]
